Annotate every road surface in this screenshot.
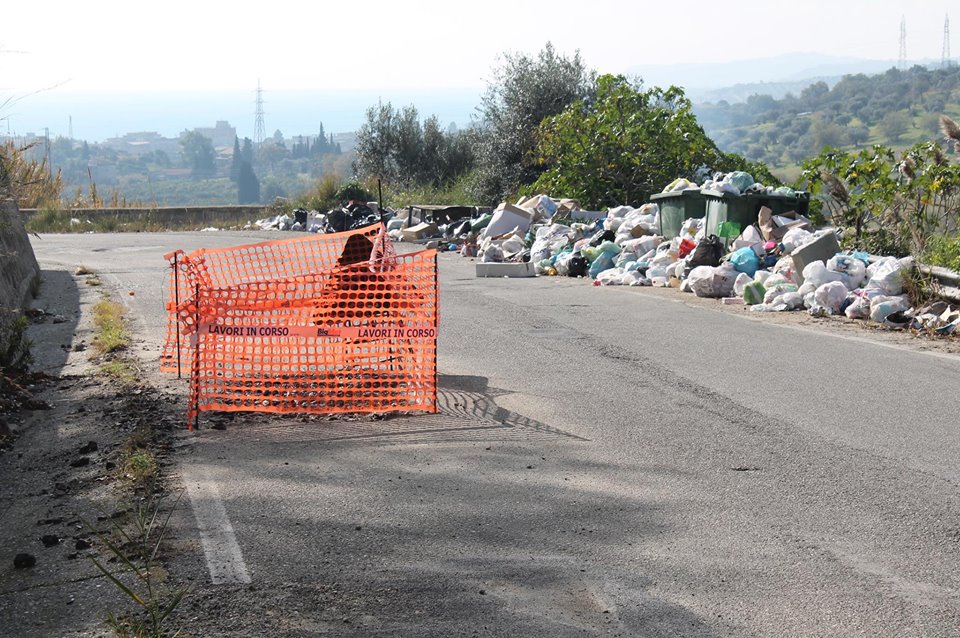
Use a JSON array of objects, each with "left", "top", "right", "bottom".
[{"left": 30, "top": 231, "right": 960, "bottom": 637}]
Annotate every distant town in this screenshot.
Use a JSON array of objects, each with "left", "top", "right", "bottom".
[{"left": 1, "top": 122, "right": 359, "bottom": 207}]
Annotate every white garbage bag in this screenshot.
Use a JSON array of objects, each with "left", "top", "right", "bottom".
[
  {"left": 827, "top": 254, "right": 867, "bottom": 289},
  {"left": 781, "top": 227, "right": 815, "bottom": 254},
  {"left": 814, "top": 281, "right": 849, "bottom": 314},
  {"left": 803, "top": 261, "right": 847, "bottom": 288},
  {"left": 869, "top": 294, "right": 911, "bottom": 322},
  {"left": 733, "top": 272, "right": 753, "bottom": 296},
  {"left": 689, "top": 263, "right": 737, "bottom": 298},
  {"left": 844, "top": 295, "right": 871, "bottom": 319},
  {"left": 596, "top": 268, "right": 627, "bottom": 285},
  {"left": 866, "top": 257, "right": 908, "bottom": 296}
]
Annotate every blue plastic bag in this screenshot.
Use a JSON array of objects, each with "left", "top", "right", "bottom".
[
  {"left": 729, "top": 247, "right": 760, "bottom": 277},
  {"left": 589, "top": 253, "right": 616, "bottom": 279},
  {"left": 727, "top": 171, "right": 754, "bottom": 193}
]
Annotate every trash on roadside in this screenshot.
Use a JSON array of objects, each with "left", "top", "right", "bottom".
[{"left": 447, "top": 178, "right": 957, "bottom": 338}]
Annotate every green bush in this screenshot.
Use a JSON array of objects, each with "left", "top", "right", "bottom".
[
  {"left": 25, "top": 204, "right": 72, "bottom": 233},
  {"left": 0, "top": 314, "right": 32, "bottom": 371},
  {"left": 334, "top": 181, "right": 374, "bottom": 204},
  {"left": 922, "top": 233, "right": 960, "bottom": 271}
]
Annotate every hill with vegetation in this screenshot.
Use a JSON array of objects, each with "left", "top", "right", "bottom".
[{"left": 695, "top": 64, "right": 960, "bottom": 178}]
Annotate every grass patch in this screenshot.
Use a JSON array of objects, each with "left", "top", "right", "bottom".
[
  {"left": 29, "top": 274, "right": 43, "bottom": 298},
  {"left": 92, "top": 298, "right": 130, "bottom": 354},
  {"left": 100, "top": 360, "right": 138, "bottom": 385},
  {"left": 26, "top": 206, "right": 260, "bottom": 233},
  {"left": 120, "top": 447, "right": 158, "bottom": 485}
]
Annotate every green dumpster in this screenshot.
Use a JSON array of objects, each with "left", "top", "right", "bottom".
[
  {"left": 750, "top": 191, "right": 810, "bottom": 217},
  {"left": 650, "top": 189, "right": 706, "bottom": 239},
  {"left": 702, "top": 190, "right": 811, "bottom": 238},
  {"left": 701, "top": 189, "right": 757, "bottom": 238}
]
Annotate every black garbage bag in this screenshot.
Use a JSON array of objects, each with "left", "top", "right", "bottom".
[
  {"left": 683, "top": 234, "right": 723, "bottom": 277},
  {"left": 452, "top": 219, "right": 473, "bottom": 237},
  {"left": 567, "top": 253, "right": 589, "bottom": 277},
  {"left": 350, "top": 213, "right": 380, "bottom": 230},
  {"left": 325, "top": 208, "right": 352, "bottom": 232},
  {"left": 589, "top": 229, "right": 616, "bottom": 246}
]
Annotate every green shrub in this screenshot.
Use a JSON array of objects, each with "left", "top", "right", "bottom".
[
  {"left": 0, "top": 314, "right": 32, "bottom": 371},
  {"left": 334, "top": 181, "right": 374, "bottom": 204},
  {"left": 922, "top": 233, "right": 960, "bottom": 271}
]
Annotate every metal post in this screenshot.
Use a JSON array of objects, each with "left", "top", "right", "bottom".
[
  {"left": 433, "top": 251, "right": 439, "bottom": 413},
  {"left": 192, "top": 283, "right": 201, "bottom": 431},
  {"left": 377, "top": 178, "right": 385, "bottom": 227},
  {"left": 173, "top": 253, "right": 182, "bottom": 379}
]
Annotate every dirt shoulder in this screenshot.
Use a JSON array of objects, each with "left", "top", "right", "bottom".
[{"left": 0, "top": 269, "right": 185, "bottom": 638}]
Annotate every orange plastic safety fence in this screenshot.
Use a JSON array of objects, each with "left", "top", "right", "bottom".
[
  {"left": 161, "top": 225, "right": 438, "bottom": 428},
  {"left": 160, "top": 250, "right": 192, "bottom": 375}
]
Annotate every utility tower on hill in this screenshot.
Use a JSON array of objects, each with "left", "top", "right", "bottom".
[
  {"left": 899, "top": 15, "right": 907, "bottom": 70},
  {"left": 944, "top": 14, "right": 952, "bottom": 68},
  {"left": 254, "top": 81, "right": 266, "bottom": 162}
]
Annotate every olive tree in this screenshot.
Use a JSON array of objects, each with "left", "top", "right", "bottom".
[{"left": 469, "top": 42, "right": 595, "bottom": 204}]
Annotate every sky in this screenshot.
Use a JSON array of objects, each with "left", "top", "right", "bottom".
[{"left": 1, "top": 0, "right": 957, "bottom": 140}]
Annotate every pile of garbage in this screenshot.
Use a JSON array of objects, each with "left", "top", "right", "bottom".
[
  {"left": 454, "top": 173, "right": 960, "bottom": 336},
  {"left": 665, "top": 171, "right": 804, "bottom": 198},
  {"left": 250, "top": 202, "right": 391, "bottom": 234}
]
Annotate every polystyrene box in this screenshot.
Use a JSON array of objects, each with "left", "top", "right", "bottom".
[{"left": 475, "top": 262, "right": 536, "bottom": 278}]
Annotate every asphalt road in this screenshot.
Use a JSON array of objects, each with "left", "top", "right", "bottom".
[{"left": 30, "top": 231, "right": 960, "bottom": 637}]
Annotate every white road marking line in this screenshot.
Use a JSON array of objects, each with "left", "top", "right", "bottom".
[{"left": 184, "top": 467, "right": 251, "bottom": 585}]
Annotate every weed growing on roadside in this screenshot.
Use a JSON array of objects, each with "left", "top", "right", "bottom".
[
  {"left": 0, "top": 313, "right": 33, "bottom": 371},
  {"left": 86, "top": 486, "right": 187, "bottom": 638},
  {"left": 902, "top": 265, "right": 939, "bottom": 307},
  {"left": 29, "top": 274, "right": 43, "bottom": 298},
  {"left": 121, "top": 449, "right": 158, "bottom": 485},
  {"left": 100, "top": 360, "right": 138, "bottom": 386},
  {"left": 92, "top": 299, "right": 130, "bottom": 354}
]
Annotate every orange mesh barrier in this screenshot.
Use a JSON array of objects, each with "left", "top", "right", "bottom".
[
  {"left": 161, "top": 249, "right": 191, "bottom": 375},
  {"left": 161, "top": 225, "right": 437, "bottom": 428}
]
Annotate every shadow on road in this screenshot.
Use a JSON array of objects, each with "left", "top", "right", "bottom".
[
  {"left": 190, "top": 373, "right": 588, "bottom": 446},
  {"left": 26, "top": 269, "right": 81, "bottom": 378},
  {"left": 174, "top": 374, "right": 719, "bottom": 636}
]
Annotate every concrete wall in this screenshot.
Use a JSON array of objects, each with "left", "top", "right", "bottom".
[
  {"left": 21, "top": 205, "right": 267, "bottom": 227},
  {"left": 0, "top": 200, "right": 40, "bottom": 312},
  {"left": 0, "top": 200, "right": 40, "bottom": 367}
]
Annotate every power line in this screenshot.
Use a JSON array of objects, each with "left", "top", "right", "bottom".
[
  {"left": 944, "top": 14, "right": 952, "bottom": 68},
  {"left": 254, "top": 80, "right": 266, "bottom": 163},
  {"left": 899, "top": 15, "right": 907, "bottom": 70}
]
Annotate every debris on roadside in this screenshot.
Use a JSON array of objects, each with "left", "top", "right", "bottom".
[
  {"left": 435, "top": 172, "right": 960, "bottom": 337},
  {"left": 238, "top": 174, "right": 959, "bottom": 338},
  {"left": 249, "top": 201, "right": 391, "bottom": 234}
]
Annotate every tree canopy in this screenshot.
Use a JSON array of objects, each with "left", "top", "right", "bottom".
[
  {"left": 469, "top": 42, "right": 595, "bottom": 204},
  {"left": 179, "top": 131, "right": 216, "bottom": 178},
  {"left": 530, "top": 75, "right": 771, "bottom": 209},
  {"left": 353, "top": 102, "right": 473, "bottom": 189}
]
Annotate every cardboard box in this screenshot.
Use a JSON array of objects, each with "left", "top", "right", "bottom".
[
  {"left": 475, "top": 262, "right": 536, "bottom": 278},
  {"left": 481, "top": 204, "right": 535, "bottom": 239},
  {"left": 401, "top": 221, "right": 439, "bottom": 242},
  {"left": 759, "top": 207, "right": 813, "bottom": 242}
]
